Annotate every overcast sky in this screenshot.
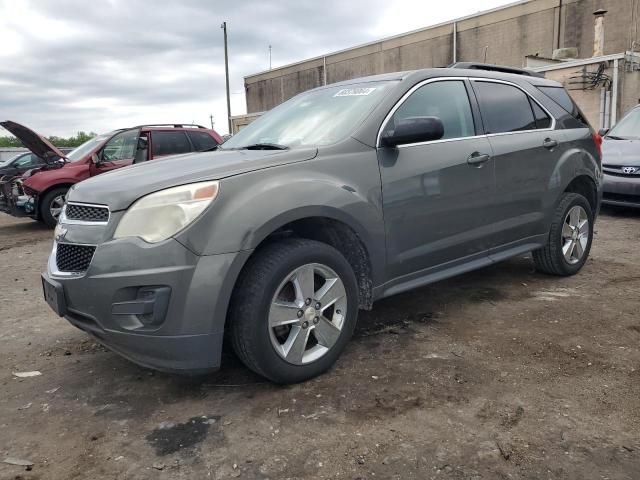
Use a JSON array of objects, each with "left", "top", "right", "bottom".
[{"left": 0, "top": 0, "right": 512, "bottom": 137}]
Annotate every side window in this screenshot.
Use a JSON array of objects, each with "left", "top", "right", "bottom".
[
  {"left": 102, "top": 129, "right": 139, "bottom": 161},
  {"left": 530, "top": 99, "right": 552, "bottom": 129},
  {"left": 474, "top": 82, "right": 537, "bottom": 134},
  {"left": 388, "top": 80, "right": 475, "bottom": 140},
  {"left": 537, "top": 86, "right": 589, "bottom": 127},
  {"left": 152, "top": 131, "right": 192, "bottom": 156},
  {"left": 15, "top": 154, "right": 38, "bottom": 167},
  {"left": 187, "top": 131, "right": 219, "bottom": 151}
]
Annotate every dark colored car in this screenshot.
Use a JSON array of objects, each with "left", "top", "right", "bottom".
[
  {"left": 600, "top": 105, "right": 640, "bottom": 208},
  {"left": 0, "top": 122, "right": 223, "bottom": 226},
  {"left": 42, "top": 65, "right": 601, "bottom": 383},
  {"left": 0, "top": 152, "right": 45, "bottom": 177}
]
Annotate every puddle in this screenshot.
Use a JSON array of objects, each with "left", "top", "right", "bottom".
[{"left": 146, "top": 415, "right": 222, "bottom": 456}]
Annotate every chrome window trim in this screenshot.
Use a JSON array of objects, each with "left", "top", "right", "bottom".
[
  {"left": 48, "top": 241, "right": 96, "bottom": 278},
  {"left": 376, "top": 76, "right": 474, "bottom": 148},
  {"left": 61, "top": 201, "right": 110, "bottom": 226},
  {"left": 470, "top": 78, "right": 557, "bottom": 135},
  {"left": 376, "top": 76, "right": 557, "bottom": 149}
]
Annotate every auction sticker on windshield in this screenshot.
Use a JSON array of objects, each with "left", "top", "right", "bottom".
[{"left": 334, "top": 87, "right": 377, "bottom": 97}]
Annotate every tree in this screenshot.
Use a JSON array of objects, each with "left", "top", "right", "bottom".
[{"left": 0, "top": 131, "right": 98, "bottom": 149}]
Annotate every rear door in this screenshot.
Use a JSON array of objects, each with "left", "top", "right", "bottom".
[
  {"left": 471, "top": 80, "right": 565, "bottom": 253},
  {"left": 378, "top": 78, "right": 495, "bottom": 280},
  {"left": 150, "top": 131, "right": 193, "bottom": 159}
]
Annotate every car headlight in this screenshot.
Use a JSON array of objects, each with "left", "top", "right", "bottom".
[{"left": 113, "top": 181, "right": 219, "bottom": 243}]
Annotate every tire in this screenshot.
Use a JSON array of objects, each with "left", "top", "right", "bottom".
[
  {"left": 533, "top": 193, "right": 593, "bottom": 276},
  {"left": 40, "top": 187, "right": 68, "bottom": 228},
  {"left": 228, "top": 238, "right": 359, "bottom": 384}
]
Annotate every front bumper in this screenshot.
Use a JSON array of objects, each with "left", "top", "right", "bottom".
[
  {"left": 602, "top": 173, "right": 640, "bottom": 208},
  {"left": 44, "top": 233, "right": 250, "bottom": 374}
]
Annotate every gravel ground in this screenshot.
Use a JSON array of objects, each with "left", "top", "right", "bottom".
[{"left": 0, "top": 209, "right": 639, "bottom": 480}]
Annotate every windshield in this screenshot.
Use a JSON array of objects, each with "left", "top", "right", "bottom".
[
  {"left": 608, "top": 108, "right": 640, "bottom": 140},
  {"left": 223, "top": 81, "right": 397, "bottom": 149},
  {"left": 66, "top": 133, "right": 112, "bottom": 162}
]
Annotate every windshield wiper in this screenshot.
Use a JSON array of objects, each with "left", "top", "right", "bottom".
[
  {"left": 606, "top": 135, "right": 628, "bottom": 140},
  {"left": 239, "top": 143, "right": 289, "bottom": 150}
]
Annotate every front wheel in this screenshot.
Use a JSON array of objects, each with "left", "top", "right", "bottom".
[
  {"left": 533, "top": 192, "right": 594, "bottom": 276},
  {"left": 40, "top": 187, "right": 68, "bottom": 227},
  {"left": 228, "top": 238, "right": 359, "bottom": 384}
]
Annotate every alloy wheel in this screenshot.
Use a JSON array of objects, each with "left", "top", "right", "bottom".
[
  {"left": 49, "top": 194, "right": 66, "bottom": 220},
  {"left": 562, "top": 205, "right": 589, "bottom": 265},
  {"left": 268, "top": 263, "right": 347, "bottom": 365}
]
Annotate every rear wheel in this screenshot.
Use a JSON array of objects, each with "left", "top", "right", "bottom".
[
  {"left": 40, "top": 187, "right": 68, "bottom": 227},
  {"left": 533, "top": 193, "right": 593, "bottom": 276},
  {"left": 228, "top": 238, "right": 359, "bottom": 384}
]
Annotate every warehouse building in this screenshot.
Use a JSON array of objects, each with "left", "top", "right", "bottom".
[{"left": 238, "top": 0, "right": 640, "bottom": 132}]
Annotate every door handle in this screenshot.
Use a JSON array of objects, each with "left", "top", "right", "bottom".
[
  {"left": 543, "top": 138, "right": 558, "bottom": 150},
  {"left": 467, "top": 152, "right": 491, "bottom": 167}
]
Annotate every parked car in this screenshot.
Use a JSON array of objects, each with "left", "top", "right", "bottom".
[
  {"left": 600, "top": 105, "right": 640, "bottom": 208},
  {"left": 0, "top": 151, "right": 45, "bottom": 177},
  {"left": 42, "top": 64, "right": 601, "bottom": 383},
  {"left": 0, "top": 121, "right": 223, "bottom": 226}
]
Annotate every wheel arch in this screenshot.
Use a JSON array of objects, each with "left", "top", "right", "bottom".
[
  {"left": 35, "top": 183, "right": 74, "bottom": 220},
  {"left": 233, "top": 210, "right": 376, "bottom": 312}
]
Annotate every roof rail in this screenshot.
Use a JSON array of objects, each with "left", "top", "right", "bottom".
[
  {"left": 449, "top": 62, "right": 545, "bottom": 78},
  {"left": 132, "top": 124, "right": 208, "bottom": 129}
]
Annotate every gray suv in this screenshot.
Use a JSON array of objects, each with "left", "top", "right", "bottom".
[{"left": 42, "top": 65, "right": 602, "bottom": 383}]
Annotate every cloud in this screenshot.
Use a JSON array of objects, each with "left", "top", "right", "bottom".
[{"left": 0, "top": 0, "right": 510, "bottom": 136}]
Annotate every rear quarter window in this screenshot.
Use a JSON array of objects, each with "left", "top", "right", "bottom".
[
  {"left": 537, "top": 86, "right": 589, "bottom": 128},
  {"left": 187, "top": 131, "right": 219, "bottom": 151}
]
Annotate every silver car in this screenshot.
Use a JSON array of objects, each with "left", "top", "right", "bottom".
[{"left": 601, "top": 105, "right": 640, "bottom": 207}]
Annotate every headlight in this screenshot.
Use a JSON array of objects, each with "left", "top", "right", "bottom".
[{"left": 113, "top": 181, "right": 219, "bottom": 243}]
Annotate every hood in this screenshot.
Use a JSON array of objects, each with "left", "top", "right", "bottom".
[
  {"left": 68, "top": 147, "right": 318, "bottom": 211},
  {"left": 602, "top": 138, "right": 640, "bottom": 166},
  {"left": 0, "top": 121, "right": 66, "bottom": 164}
]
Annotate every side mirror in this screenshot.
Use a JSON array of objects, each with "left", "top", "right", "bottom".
[
  {"left": 598, "top": 128, "right": 609, "bottom": 137},
  {"left": 381, "top": 116, "right": 445, "bottom": 147},
  {"left": 91, "top": 153, "right": 101, "bottom": 164}
]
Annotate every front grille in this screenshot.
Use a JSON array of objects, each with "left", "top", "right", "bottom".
[
  {"left": 65, "top": 203, "right": 109, "bottom": 222},
  {"left": 56, "top": 243, "right": 96, "bottom": 272},
  {"left": 603, "top": 165, "right": 640, "bottom": 177}
]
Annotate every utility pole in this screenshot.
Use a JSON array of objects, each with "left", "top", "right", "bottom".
[
  {"left": 221, "top": 21, "right": 232, "bottom": 134},
  {"left": 209, "top": 114, "right": 214, "bottom": 129},
  {"left": 269, "top": 45, "right": 272, "bottom": 70}
]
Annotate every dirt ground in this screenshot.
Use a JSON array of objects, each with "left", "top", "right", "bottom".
[{"left": 0, "top": 209, "right": 639, "bottom": 480}]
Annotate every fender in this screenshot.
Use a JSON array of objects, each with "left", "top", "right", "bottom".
[
  {"left": 175, "top": 157, "right": 387, "bottom": 285},
  {"left": 545, "top": 129, "right": 601, "bottom": 214}
]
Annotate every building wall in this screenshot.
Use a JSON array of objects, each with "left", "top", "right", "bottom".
[{"left": 245, "top": 0, "right": 640, "bottom": 114}]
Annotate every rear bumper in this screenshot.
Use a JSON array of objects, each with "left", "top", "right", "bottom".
[
  {"left": 602, "top": 173, "right": 640, "bottom": 208},
  {"left": 44, "top": 237, "right": 251, "bottom": 374}
]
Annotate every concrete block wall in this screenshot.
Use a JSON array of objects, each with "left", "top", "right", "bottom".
[{"left": 245, "top": 0, "right": 640, "bottom": 114}]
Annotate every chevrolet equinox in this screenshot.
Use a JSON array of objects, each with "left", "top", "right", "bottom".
[{"left": 42, "top": 65, "right": 603, "bottom": 383}]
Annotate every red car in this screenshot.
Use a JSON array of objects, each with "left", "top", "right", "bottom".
[{"left": 0, "top": 121, "right": 223, "bottom": 226}]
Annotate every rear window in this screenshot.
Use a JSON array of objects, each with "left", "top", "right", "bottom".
[
  {"left": 151, "top": 131, "right": 192, "bottom": 156},
  {"left": 537, "top": 86, "right": 589, "bottom": 127},
  {"left": 187, "top": 131, "right": 218, "bottom": 151}
]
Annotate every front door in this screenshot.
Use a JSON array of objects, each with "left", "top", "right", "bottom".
[
  {"left": 378, "top": 79, "right": 495, "bottom": 280},
  {"left": 90, "top": 129, "right": 140, "bottom": 176}
]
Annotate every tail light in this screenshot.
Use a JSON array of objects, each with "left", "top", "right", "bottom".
[{"left": 592, "top": 132, "right": 603, "bottom": 159}]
